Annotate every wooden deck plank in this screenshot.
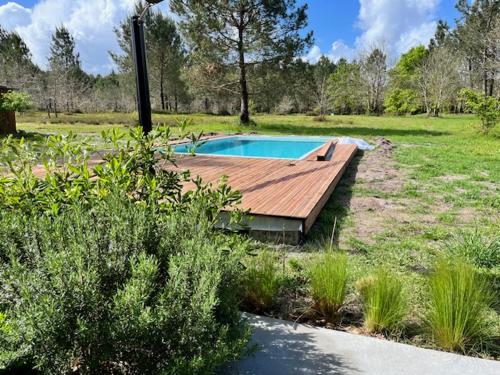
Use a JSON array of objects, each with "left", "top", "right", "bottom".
[
  {"left": 303, "top": 145, "right": 357, "bottom": 232},
  {"left": 164, "top": 144, "right": 358, "bottom": 233}
]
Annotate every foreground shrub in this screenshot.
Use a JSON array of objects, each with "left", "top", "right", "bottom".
[
  {"left": 241, "top": 251, "right": 281, "bottom": 311},
  {"left": 357, "top": 269, "right": 406, "bottom": 333},
  {"left": 0, "top": 196, "right": 249, "bottom": 374},
  {"left": 0, "top": 128, "right": 249, "bottom": 374},
  {"left": 309, "top": 252, "right": 348, "bottom": 323},
  {"left": 427, "top": 258, "right": 495, "bottom": 352}
]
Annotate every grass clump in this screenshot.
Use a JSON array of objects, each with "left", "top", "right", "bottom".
[
  {"left": 445, "top": 230, "right": 499, "bottom": 270},
  {"left": 241, "top": 251, "right": 281, "bottom": 311},
  {"left": 309, "top": 252, "right": 349, "bottom": 323},
  {"left": 427, "top": 258, "right": 495, "bottom": 353},
  {"left": 356, "top": 269, "right": 406, "bottom": 334}
]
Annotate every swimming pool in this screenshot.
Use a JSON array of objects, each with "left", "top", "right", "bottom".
[{"left": 174, "top": 136, "right": 333, "bottom": 160}]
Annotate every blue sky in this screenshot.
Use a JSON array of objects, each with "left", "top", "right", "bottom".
[
  {"left": 0, "top": 0, "right": 462, "bottom": 73},
  {"left": 306, "top": 1, "right": 459, "bottom": 54}
]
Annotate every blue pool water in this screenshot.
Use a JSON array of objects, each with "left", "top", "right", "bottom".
[{"left": 174, "top": 136, "right": 332, "bottom": 160}]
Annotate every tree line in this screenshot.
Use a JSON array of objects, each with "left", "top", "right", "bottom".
[{"left": 0, "top": 0, "right": 498, "bottom": 122}]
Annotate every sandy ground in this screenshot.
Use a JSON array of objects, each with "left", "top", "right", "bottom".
[{"left": 332, "top": 137, "right": 460, "bottom": 248}]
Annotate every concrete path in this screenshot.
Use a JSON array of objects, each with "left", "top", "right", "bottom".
[{"left": 222, "top": 314, "right": 499, "bottom": 375}]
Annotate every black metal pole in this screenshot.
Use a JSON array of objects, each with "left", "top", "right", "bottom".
[{"left": 130, "top": 15, "right": 152, "bottom": 134}]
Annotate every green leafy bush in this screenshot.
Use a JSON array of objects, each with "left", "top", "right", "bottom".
[
  {"left": 384, "top": 88, "right": 420, "bottom": 115},
  {"left": 0, "top": 198, "right": 249, "bottom": 374},
  {"left": 0, "top": 91, "right": 32, "bottom": 112},
  {"left": 241, "top": 251, "right": 281, "bottom": 311},
  {"left": 427, "top": 258, "right": 495, "bottom": 352},
  {"left": 0, "top": 129, "right": 249, "bottom": 374},
  {"left": 357, "top": 269, "right": 406, "bottom": 333},
  {"left": 0, "top": 127, "right": 240, "bottom": 217},
  {"left": 460, "top": 88, "right": 500, "bottom": 134},
  {"left": 309, "top": 252, "right": 348, "bottom": 323},
  {"left": 445, "top": 230, "right": 499, "bottom": 270}
]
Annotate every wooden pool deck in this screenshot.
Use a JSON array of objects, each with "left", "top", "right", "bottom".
[
  {"left": 166, "top": 143, "right": 358, "bottom": 242},
  {"left": 25, "top": 138, "right": 357, "bottom": 243}
]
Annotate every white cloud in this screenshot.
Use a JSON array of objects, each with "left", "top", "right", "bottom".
[
  {"left": 304, "top": 0, "right": 439, "bottom": 63},
  {"left": 394, "top": 22, "right": 437, "bottom": 55},
  {"left": 327, "top": 40, "right": 356, "bottom": 62},
  {"left": 355, "top": 0, "right": 438, "bottom": 55},
  {"left": 303, "top": 41, "right": 355, "bottom": 64},
  {"left": 303, "top": 45, "right": 322, "bottom": 63},
  {"left": 0, "top": 0, "right": 171, "bottom": 74},
  {"left": 0, "top": 2, "right": 32, "bottom": 30}
]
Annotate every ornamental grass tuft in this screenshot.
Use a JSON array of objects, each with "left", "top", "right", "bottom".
[
  {"left": 357, "top": 269, "right": 406, "bottom": 334},
  {"left": 241, "top": 251, "right": 281, "bottom": 311},
  {"left": 427, "top": 258, "right": 495, "bottom": 353},
  {"left": 309, "top": 252, "right": 348, "bottom": 323}
]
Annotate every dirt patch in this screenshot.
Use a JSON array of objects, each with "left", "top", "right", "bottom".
[
  {"left": 349, "top": 197, "right": 387, "bottom": 211},
  {"left": 354, "top": 137, "right": 406, "bottom": 195},
  {"left": 438, "top": 174, "right": 468, "bottom": 182},
  {"left": 456, "top": 207, "right": 480, "bottom": 224},
  {"left": 335, "top": 138, "right": 411, "bottom": 245},
  {"left": 330, "top": 137, "right": 448, "bottom": 247},
  {"left": 478, "top": 180, "right": 499, "bottom": 192}
]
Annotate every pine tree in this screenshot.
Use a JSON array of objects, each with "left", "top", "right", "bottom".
[
  {"left": 361, "top": 48, "right": 388, "bottom": 114},
  {"left": 327, "top": 59, "right": 364, "bottom": 115},
  {"left": 170, "top": 0, "right": 313, "bottom": 124},
  {"left": 313, "top": 56, "right": 336, "bottom": 118},
  {"left": 0, "top": 26, "right": 43, "bottom": 108},
  {"left": 454, "top": 0, "right": 499, "bottom": 96},
  {"left": 112, "top": 2, "right": 187, "bottom": 112},
  {"left": 48, "top": 26, "right": 88, "bottom": 113},
  {"left": 429, "top": 20, "right": 451, "bottom": 51}
]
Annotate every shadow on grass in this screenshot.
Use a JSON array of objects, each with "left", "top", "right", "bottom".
[
  {"left": 259, "top": 123, "right": 449, "bottom": 138},
  {"left": 305, "top": 151, "right": 363, "bottom": 246},
  {"left": 0, "top": 131, "right": 49, "bottom": 142}
]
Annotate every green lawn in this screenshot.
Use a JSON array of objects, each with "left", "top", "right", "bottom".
[{"left": 15, "top": 111, "right": 500, "bottom": 354}]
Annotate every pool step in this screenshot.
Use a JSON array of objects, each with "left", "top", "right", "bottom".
[{"left": 316, "top": 140, "right": 337, "bottom": 161}]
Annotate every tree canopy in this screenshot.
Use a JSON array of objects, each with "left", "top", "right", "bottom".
[
  {"left": 112, "top": 2, "right": 187, "bottom": 112},
  {"left": 48, "top": 26, "right": 89, "bottom": 113},
  {"left": 170, "top": 0, "right": 313, "bottom": 123},
  {"left": 0, "top": 0, "right": 498, "bottom": 122},
  {"left": 455, "top": 0, "right": 499, "bottom": 96}
]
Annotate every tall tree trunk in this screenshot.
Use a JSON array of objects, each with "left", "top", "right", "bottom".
[
  {"left": 238, "top": 58, "right": 250, "bottom": 123},
  {"left": 204, "top": 97, "right": 209, "bottom": 113},
  {"left": 160, "top": 79, "right": 166, "bottom": 111},
  {"left": 467, "top": 59, "right": 474, "bottom": 89},
  {"left": 174, "top": 85, "right": 178, "bottom": 113},
  {"left": 237, "top": 20, "right": 249, "bottom": 124},
  {"left": 484, "top": 69, "right": 489, "bottom": 96},
  {"left": 487, "top": 76, "right": 494, "bottom": 96}
]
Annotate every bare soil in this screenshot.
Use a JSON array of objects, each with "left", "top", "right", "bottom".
[{"left": 333, "top": 137, "right": 473, "bottom": 248}]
